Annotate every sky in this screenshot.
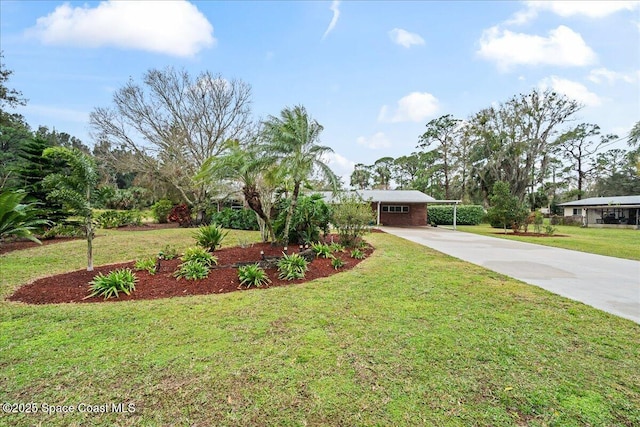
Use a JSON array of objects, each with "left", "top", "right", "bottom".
[{"left": 1, "top": 0, "right": 639, "bottom": 184}]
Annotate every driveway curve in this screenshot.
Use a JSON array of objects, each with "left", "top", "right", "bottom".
[{"left": 380, "top": 226, "right": 640, "bottom": 324}]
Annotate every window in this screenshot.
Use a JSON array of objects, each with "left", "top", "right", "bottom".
[
  {"left": 573, "top": 208, "right": 579, "bottom": 215},
  {"left": 382, "top": 205, "right": 409, "bottom": 213}
]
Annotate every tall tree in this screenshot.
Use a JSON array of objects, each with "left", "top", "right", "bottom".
[
  {"left": 553, "top": 123, "right": 617, "bottom": 199},
  {"left": 262, "top": 105, "right": 338, "bottom": 245},
  {"left": 42, "top": 147, "right": 98, "bottom": 271},
  {"left": 90, "top": 67, "right": 253, "bottom": 222},
  {"left": 418, "top": 114, "right": 462, "bottom": 199},
  {"left": 349, "top": 163, "right": 372, "bottom": 189},
  {"left": 468, "top": 89, "right": 581, "bottom": 204},
  {"left": 372, "top": 157, "right": 394, "bottom": 190}
]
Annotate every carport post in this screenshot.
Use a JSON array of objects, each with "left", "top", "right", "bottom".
[
  {"left": 453, "top": 202, "right": 458, "bottom": 230},
  {"left": 376, "top": 201, "right": 381, "bottom": 226}
]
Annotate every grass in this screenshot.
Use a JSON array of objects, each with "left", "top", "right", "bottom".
[
  {"left": 1, "top": 229, "right": 639, "bottom": 426},
  {"left": 456, "top": 223, "right": 640, "bottom": 261}
]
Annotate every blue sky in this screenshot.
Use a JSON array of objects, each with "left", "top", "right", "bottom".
[{"left": 1, "top": 1, "right": 639, "bottom": 182}]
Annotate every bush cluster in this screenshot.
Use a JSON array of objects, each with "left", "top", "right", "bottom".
[
  {"left": 331, "top": 193, "right": 374, "bottom": 247},
  {"left": 95, "top": 210, "right": 143, "bottom": 229},
  {"left": 168, "top": 204, "right": 192, "bottom": 227},
  {"left": 151, "top": 199, "right": 174, "bottom": 224},
  {"left": 211, "top": 208, "right": 259, "bottom": 231},
  {"left": 428, "top": 205, "right": 485, "bottom": 226},
  {"left": 274, "top": 194, "right": 332, "bottom": 244}
]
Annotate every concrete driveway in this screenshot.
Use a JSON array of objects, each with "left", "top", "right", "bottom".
[{"left": 380, "top": 226, "right": 640, "bottom": 324}]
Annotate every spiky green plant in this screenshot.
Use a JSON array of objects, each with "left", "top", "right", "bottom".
[
  {"left": 277, "top": 252, "right": 309, "bottom": 280},
  {"left": 238, "top": 264, "right": 271, "bottom": 288},
  {"left": 0, "top": 191, "right": 50, "bottom": 244},
  {"left": 87, "top": 268, "right": 137, "bottom": 299},
  {"left": 174, "top": 260, "right": 210, "bottom": 281},
  {"left": 181, "top": 247, "right": 218, "bottom": 267},
  {"left": 193, "top": 224, "right": 229, "bottom": 251}
]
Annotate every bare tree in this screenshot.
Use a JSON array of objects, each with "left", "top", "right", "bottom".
[{"left": 90, "top": 67, "right": 253, "bottom": 221}]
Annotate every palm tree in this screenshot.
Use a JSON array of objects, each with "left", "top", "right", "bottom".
[
  {"left": 42, "top": 147, "right": 98, "bottom": 271},
  {"left": 0, "top": 190, "right": 50, "bottom": 244},
  {"left": 197, "top": 139, "right": 278, "bottom": 242},
  {"left": 262, "top": 105, "right": 339, "bottom": 245}
]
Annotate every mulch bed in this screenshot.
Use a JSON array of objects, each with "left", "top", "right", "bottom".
[
  {"left": 0, "top": 237, "right": 85, "bottom": 255},
  {"left": 8, "top": 238, "right": 374, "bottom": 305}
]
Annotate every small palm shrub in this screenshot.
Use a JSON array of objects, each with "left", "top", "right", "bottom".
[
  {"left": 238, "top": 264, "right": 271, "bottom": 288},
  {"left": 87, "top": 268, "right": 137, "bottom": 299},
  {"left": 134, "top": 257, "right": 157, "bottom": 274},
  {"left": 350, "top": 248, "right": 365, "bottom": 259},
  {"left": 194, "top": 224, "right": 229, "bottom": 251},
  {"left": 331, "top": 256, "right": 345, "bottom": 270},
  {"left": 158, "top": 244, "right": 179, "bottom": 260},
  {"left": 174, "top": 260, "right": 210, "bottom": 280},
  {"left": 277, "top": 253, "right": 309, "bottom": 280},
  {"left": 311, "top": 242, "right": 332, "bottom": 258},
  {"left": 181, "top": 247, "right": 218, "bottom": 267}
]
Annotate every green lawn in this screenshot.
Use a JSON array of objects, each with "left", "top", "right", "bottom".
[
  {"left": 455, "top": 223, "right": 640, "bottom": 261},
  {"left": 1, "top": 229, "right": 639, "bottom": 426}
]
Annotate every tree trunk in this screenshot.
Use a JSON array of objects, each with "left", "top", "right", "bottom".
[
  {"left": 282, "top": 181, "right": 301, "bottom": 246},
  {"left": 243, "top": 185, "right": 276, "bottom": 243},
  {"left": 86, "top": 220, "right": 94, "bottom": 272}
]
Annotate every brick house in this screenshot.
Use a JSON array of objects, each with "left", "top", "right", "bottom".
[{"left": 318, "top": 190, "right": 436, "bottom": 226}]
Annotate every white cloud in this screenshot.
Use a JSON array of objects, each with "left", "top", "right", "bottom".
[
  {"left": 538, "top": 76, "right": 602, "bottom": 106},
  {"left": 322, "top": 1, "right": 341, "bottom": 40},
  {"left": 379, "top": 92, "right": 440, "bottom": 123},
  {"left": 322, "top": 151, "right": 355, "bottom": 181},
  {"left": 509, "top": 1, "right": 639, "bottom": 24},
  {"left": 587, "top": 68, "right": 636, "bottom": 85},
  {"left": 477, "top": 25, "right": 597, "bottom": 72},
  {"left": 356, "top": 132, "right": 391, "bottom": 149},
  {"left": 27, "top": 1, "right": 215, "bottom": 57},
  {"left": 388, "top": 28, "right": 425, "bottom": 48}
]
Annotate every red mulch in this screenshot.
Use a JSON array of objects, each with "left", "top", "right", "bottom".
[
  {"left": 0, "top": 237, "right": 85, "bottom": 255},
  {"left": 8, "top": 240, "right": 374, "bottom": 305}
]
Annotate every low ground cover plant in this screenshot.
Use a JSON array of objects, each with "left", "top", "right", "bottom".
[
  {"left": 350, "top": 248, "right": 365, "bottom": 259},
  {"left": 181, "top": 247, "right": 218, "bottom": 267},
  {"left": 87, "top": 268, "right": 137, "bottom": 299},
  {"left": 194, "top": 224, "right": 228, "bottom": 251},
  {"left": 158, "top": 244, "right": 179, "bottom": 260},
  {"left": 277, "top": 252, "right": 309, "bottom": 280},
  {"left": 311, "top": 243, "right": 332, "bottom": 258},
  {"left": 237, "top": 264, "right": 271, "bottom": 288},
  {"left": 174, "top": 260, "right": 210, "bottom": 281},
  {"left": 134, "top": 257, "right": 157, "bottom": 274},
  {"left": 331, "top": 256, "right": 345, "bottom": 269}
]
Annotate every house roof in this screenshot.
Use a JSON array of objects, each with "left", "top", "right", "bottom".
[
  {"left": 316, "top": 190, "right": 436, "bottom": 204},
  {"left": 558, "top": 195, "right": 640, "bottom": 207}
]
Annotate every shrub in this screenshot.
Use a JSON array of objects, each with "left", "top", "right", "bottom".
[
  {"left": 533, "top": 211, "right": 544, "bottom": 234},
  {"left": 545, "top": 224, "right": 557, "bottom": 236},
  {"left": 181, "top": 247, "right": 218, "bottom": 267},
  {"left": 174, "top": 260, "right": 210, "bottom": 280},
  {"left": 311, "top": 242, "right": 332, "bottom": 258},
  {"left": 211, "top": 208, "right": 259, "bottom": 231},
  {"left": 41, "top": 223, "right": 85, "bottom": 239},
  {"left": 486, "top": 182, "right": 529, "bottom": 232},
  {"left": 238, "top": 264, "right": 271, "bottom": 288},
  {"left": 87, "top": 268, "right": 137, "bottom": 299},
  {"left": 151, "top": 199, "right": 174, "bottom": 224},
  {"left": 331, "top": 256, "right": 345, "bottom": 269},
  {"left": 193, "top": 224, "right": 228, "bottom": 251},
  {"left": 350, "top": 248, "right": 365, "bottom": 259},
  {"left": 427, "top": 205, "right": 485, "bottom": 226},
  {"left": 277, "top": 252, "right": 309, "bottom": 280},
  {"left": 168, "top": 204, "right": 192, "bottom": 227},
  {"left": 158, "top": 244, "right": 178, "bottom": 260},
  {"left": 331, "top": 193, "right": 374, "bottom": 247},
  {"left": 134, "top": 257, "right": 157, "bottom": 274},
  {"left": 95, "top": 210, "right": 143, "bottom": 229},
  {"left": 329, "top": 242, "right": 345, "bottom": 253},
  {"left": 274, "top": 194, "right": 332, "bottom": 244}
]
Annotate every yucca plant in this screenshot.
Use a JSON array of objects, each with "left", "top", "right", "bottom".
[
  {"left": 181, "top": 247, "right": 218, "bottom": 267},
  {"left": 311, "top": 242, "right": 332, "bottom": 258},
  {"left": 174, "top": 260, "right": 210, "bottom": 281},
  {"left": 193, "top": 224, "right": 228, "bottom": 251},
  {"left": 87, "top": 268, "right": 137, "bottom": 299},
  {"left": 277, "top": 252, "right": 309, "bottom": 280},
  {"left": 134, "top": 257, "right": 157, "bottom": 274},
  {"left": 238, "top": 264, "right": 271, "bottom": 288}
]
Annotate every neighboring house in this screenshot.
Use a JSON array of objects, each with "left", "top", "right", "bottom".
[
  {"left": 318, "top": 190, "right": 437, "bottom": 226},
  {"left": 558, "top": 196, "right": 640, "bottom": 229}
]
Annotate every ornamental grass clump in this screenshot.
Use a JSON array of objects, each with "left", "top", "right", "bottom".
[
  {"left": 134, "top": 257, "right": 157, "bottom": 274},
  {"left": 331, "top": 256, "right": 345, "bottom": 270},
  {"left": 350, "top": 248, "right": 366, "bottom": 259},
  {"left": 174, "top": 260, "right": 210, "bottom": 281},
  {"left": 277, "top": 252, "right": 309, "bottom": 280},
  {"left": 311, "top": 242, "right": 332, "bottom": 259},
  {"left": 87, "top": 268, "right": 137, "bottom": 299},
  {"left": 238, "top": 264, "right": 271, "bottom": 288},
  {"left": 181, "top": 247, "right": 218, "bottom": 267}
]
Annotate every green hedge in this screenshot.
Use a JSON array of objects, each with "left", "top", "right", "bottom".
[
  {"left": 211, "top": 208, "right": 259, "bottom": 230},
  {"left": 95, "top": 210, "right": 143, "bottom": 229},
  {"left": 428, "top": 205, "right": 485, "bottom": 225}
]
